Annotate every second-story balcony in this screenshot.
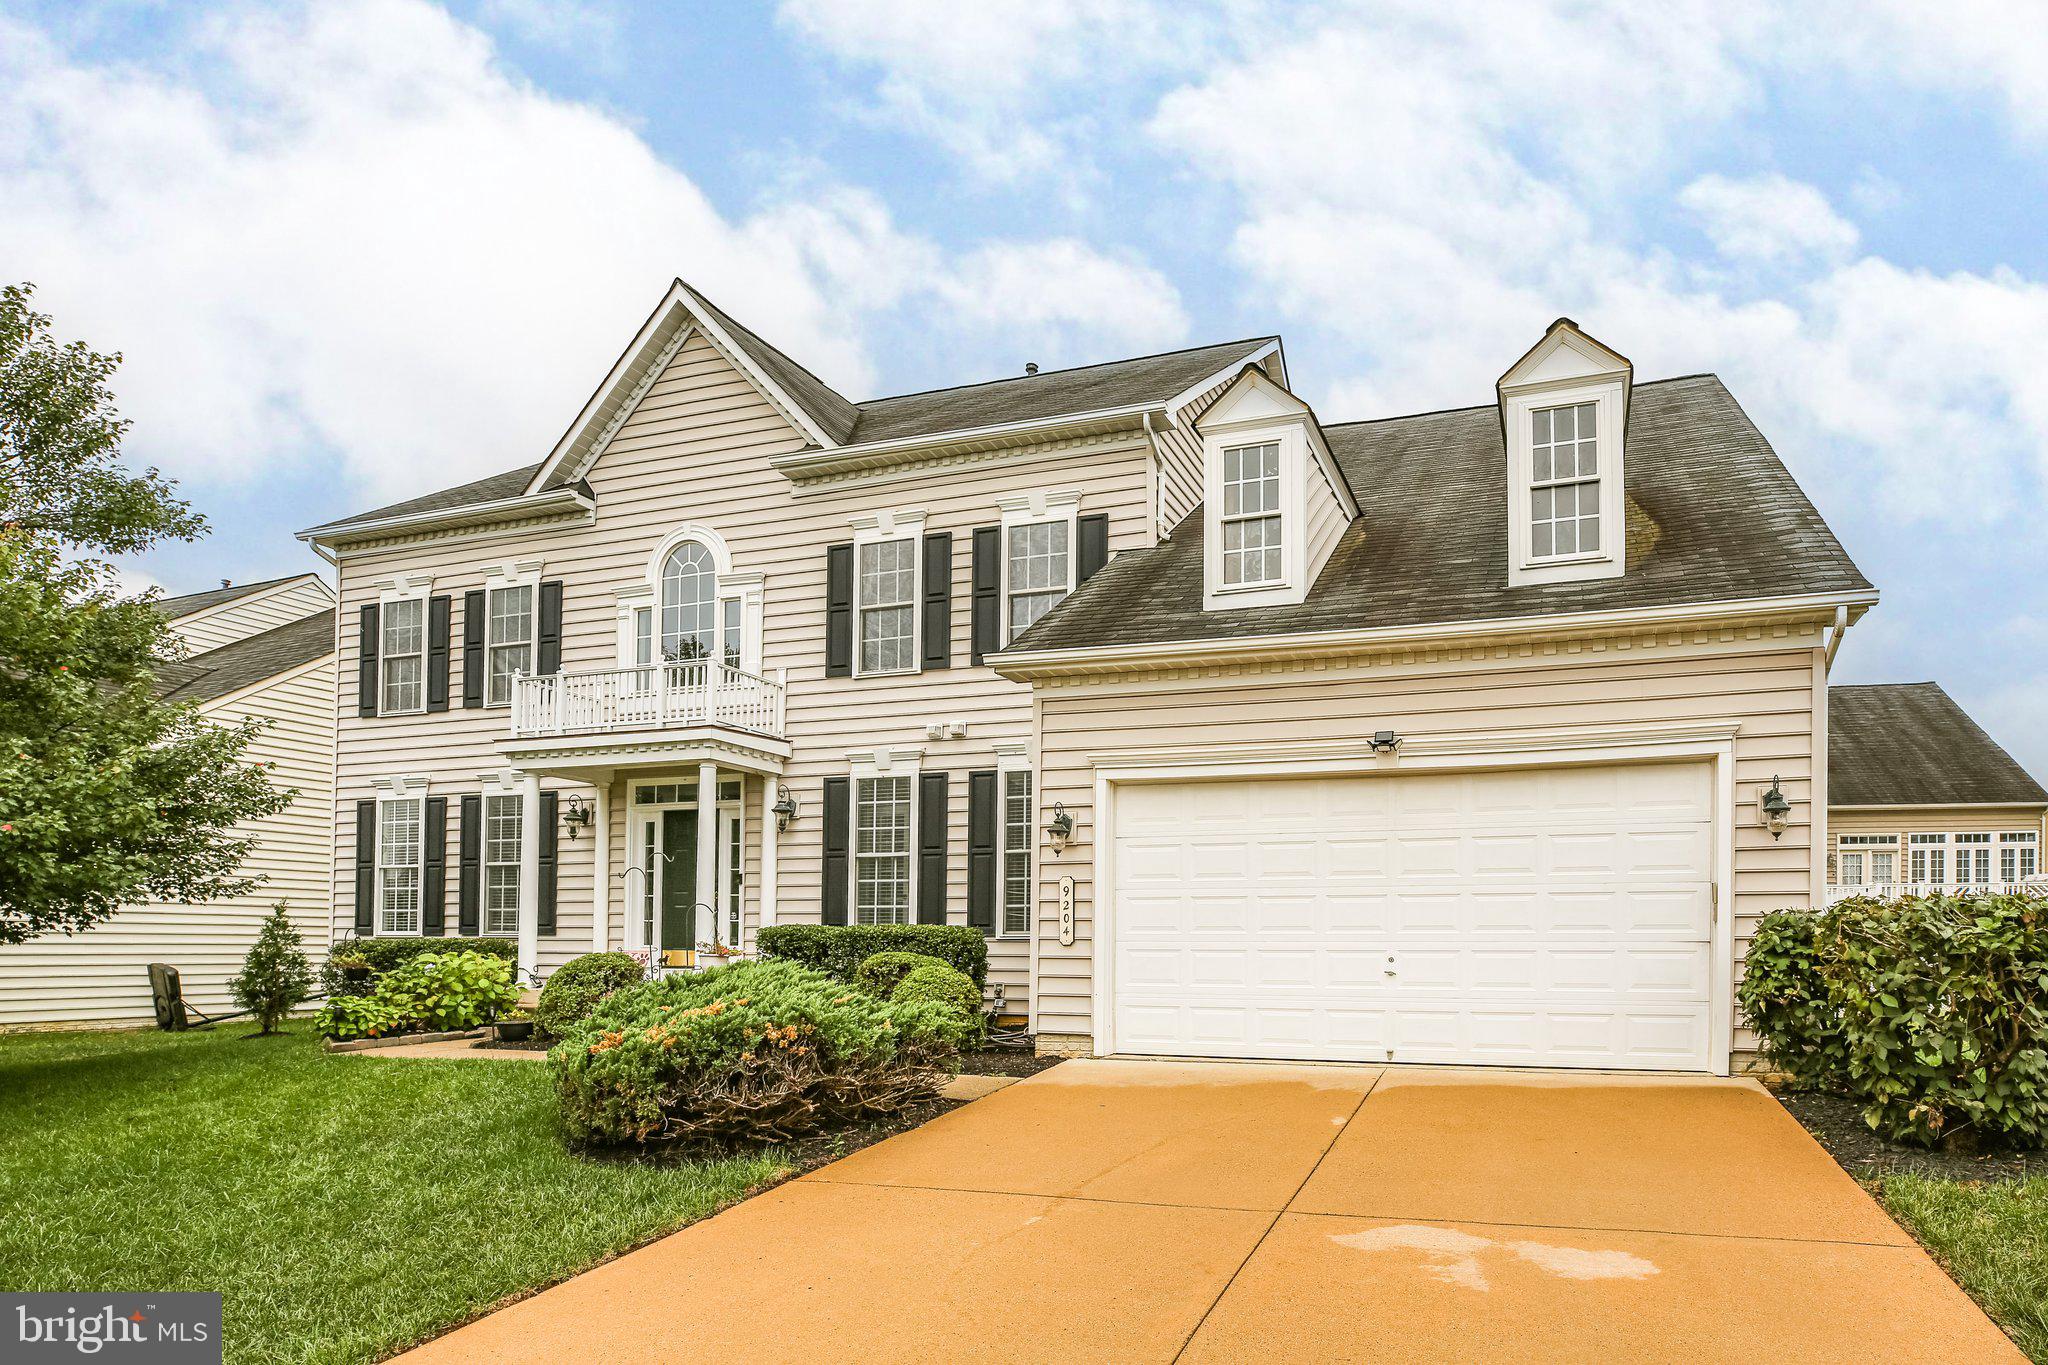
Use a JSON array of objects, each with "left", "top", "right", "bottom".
[{"left": 509, "top": 661, "right": 786, "bottom": 744}]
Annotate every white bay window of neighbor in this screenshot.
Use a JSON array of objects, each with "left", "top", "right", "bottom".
[
  {"left": 1221, "top": 442, "right": 1282, "bottom": 587},
  {"left": 379, "top": 599, "right": 425, "bottom": 714},
  {"left": 1531, "top": 402, "right": 1600, "bottom": 558},
  {"left": 855, "top": 775, "right": 911, "bottom": 925},
  {"left": 858, "top": 540, "right": 916, "bottom": 674},
  {"left": 486, "top": 584, "right": 534, "bottom": 704}
]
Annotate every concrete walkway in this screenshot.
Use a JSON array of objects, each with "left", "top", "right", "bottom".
[{"left": 395, "top": 1060, "right": 2019, "bottom": 1363}]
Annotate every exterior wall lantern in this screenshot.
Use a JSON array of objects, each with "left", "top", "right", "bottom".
[
  {"left": 560, "top": 793, "right": 594, "bottom": 840},
  {"left": 1046, "top": 802, "right": 1074, "bottom": 855},
  {"left": 1759, "top": 777, "right": 1792, "bottom": 841},
  {"left": 772, "top": 784, "right": 799, "bottom": 832}
]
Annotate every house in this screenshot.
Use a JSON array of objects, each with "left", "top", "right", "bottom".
[
  {"left": 0, "top": 574, "right": 338, "bottom": 1028},
  {"left": 299, "top": 288, "right": 1876, "bottom": 1074},
  {"left": 1824, "top": 682, "right": 2046, "bottom": 901}
]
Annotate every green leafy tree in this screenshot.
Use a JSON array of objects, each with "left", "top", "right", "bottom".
[
  {"left": 0, "top": 282, "right": 291, "bottom": 944},
  {"left": 231, "top": 904, "right": 314, "bottom": 1035}
]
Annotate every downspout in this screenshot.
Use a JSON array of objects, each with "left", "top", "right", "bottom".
[
  {"left": 1141, "top": 411, "right": 1168, "bottom": 540},
  {"left": 1823, "top": 605, "right": 1849, "bottom": 670}
]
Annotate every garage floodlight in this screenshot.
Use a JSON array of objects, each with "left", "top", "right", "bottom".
[{"left": 1368, "top": 731, "right": 1402, "bottom": 754}]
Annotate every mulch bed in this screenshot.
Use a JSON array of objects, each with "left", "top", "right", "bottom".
[
  {"left": 954, "top": 1045, "right": 1064, "bottom": 1078},
  {"left": 1772, "top": 1085, "right": 2043, "bottom": 1182}
]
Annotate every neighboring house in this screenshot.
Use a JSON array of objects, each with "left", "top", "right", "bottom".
[
  {"left": 0, "top": 575, "right": 338, "bottom": 1029},
  {"left": 1825, "top": 682, "right": 2046, "bottom": 902},
  {"left": 299, "top": 288, "right": 1875, "bottom": 1075}
]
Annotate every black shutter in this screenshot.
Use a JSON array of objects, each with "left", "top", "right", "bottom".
[
  {"left": 458, "top": 794, "right": 481, "bottom": 936},
  {"left": 970, "top": 526, "right": 1000, "bottom": 666},
  {"left": 825, "top": 543, "right": 854, "bottom": 678},
  {"left": 426, "top": 596, "right": 451, "bottom": 712},
  {"left": 967, "top": 770, "right": 997, "bottom": 936},
  {"left": 461, "top": 590, "right": 486, "bottom": 708},
  {"left": 1077, "top": 513, "right": 1110, "bottom": 584},
  {"left": 357, "top": 604, "right": 379, "bottom": 717},
  {"left": 821, "top": 777, "right": 851, "bottom": 925},
  {"left": 537, "top": 791, "right": 558, "bottom": 937},
  {"left": 917, "top": 771, "right": 949, "bottom": 924},
  {"left": 354, "top": 799, "right": 377, "bottom": 934},
  {"left": 920, "top": 532, "right": 953, "bottom": 671},
  {"left": 422, "top": 796, "right": 447, "bottom": 935},
  {"left": 537, "top": 580, "right": 563, "bottom": 677}
]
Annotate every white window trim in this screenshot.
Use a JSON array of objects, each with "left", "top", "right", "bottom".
[
  {"left": 995, "top": 743, "right": 1034, "bottom": 938},
  {"left": 370, "top": 775, "right": 431, "bottom": 938},
  {"left": 851, "top": 509, "right": 927, "bottom": 679},
  {"left": 481, "top": 790, "right": 524, "bottom": 938},
  {"left": 481, "top": 559, "right": 543, "bottom": 709},
  {"left": 1503, "top": 377, "right": 1626, "bottom": 587},
  {"left": 1200, "top": 417, "right": 1311, "bottom": 611},
  {"left": 996, "top": 490, "right": 1080, "bottom": 646},
  {"left": 374, "top": 575, "right": 432, "bottom": 717},
  {"left": 847, "top": 748, "right": 924, "bottom": 926}
]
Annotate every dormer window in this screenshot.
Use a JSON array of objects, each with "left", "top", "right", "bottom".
[
  {"left": 1220, "top": 442, "right": 1284, "bottom": 586},
  {"left": 1498, "top": 319, "right": 1632, "bottom": 588},
  {"left": 1530, "top": 402, "right": 1600, "bottom": 558}
]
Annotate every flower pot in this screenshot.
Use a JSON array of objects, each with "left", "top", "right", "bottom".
[{"left": 493, "top": 1018, "right": 534, "bottom": 1043}]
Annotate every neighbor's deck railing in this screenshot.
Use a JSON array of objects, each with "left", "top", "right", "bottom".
[
  {"left": 1823, "top": 879, "right": 2046, "bottom": 904},
  {"left": 510, "top": 661, "right": 786, "bottom": 740}
]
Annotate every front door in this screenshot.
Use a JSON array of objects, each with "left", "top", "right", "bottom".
[{"left": 658, "top": 808, "right": 698, "bottom": 954}]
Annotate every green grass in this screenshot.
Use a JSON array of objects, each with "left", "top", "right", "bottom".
[
  {"left": 1880, "top": 1174, "right": 2048, "bottom": 1361},
  {"left": 0, "top": 1024, "right": 789, "bottom": 1365}
]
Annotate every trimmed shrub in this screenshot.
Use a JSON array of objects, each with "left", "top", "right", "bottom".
[
  {"left": 758, "top": 924, "right": 987, "bottom": 985},
  {"left": 1740, "top": 892, "right": 2048, "bottom": 1147},
  {"left": 320, "top": 935, "right": 516, "bottom": 999},
  {"left": 854, "top": 951, "right": 946, "bottom": 999},
  {"left": 550, "top": 958, "right": 967, "bottom": 1146},
  {"left": 534, "top": 952, "right": 646, "bottom": 1043},
  {"left": 230, "top": 903, "right": 314, "bottom": 1034},
  {"left": 313, "top": 950, "right": 523, "bottom": 1040},
  {"left": 892, "top": 961, "right": 984, "bottom": 1045}
]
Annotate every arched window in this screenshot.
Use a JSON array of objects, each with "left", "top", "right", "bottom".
[{"left": 660, "top": 540, "right": 718, "bottom": 661}]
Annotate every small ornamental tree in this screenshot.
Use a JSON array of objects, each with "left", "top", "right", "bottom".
[{"left": 230, "top": 904, "right": 314, "bottom": 1035}]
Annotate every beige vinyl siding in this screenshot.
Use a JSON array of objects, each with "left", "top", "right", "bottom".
[
  {"left": 1028, "top": 640, "right": 1824, "bottom": 1058},
  {"left": 0, "top": 655, "right": 337, "bottom": 1029},
  {"left": 1828, "top": 805, "right": 2048, "bottom": 878},
  {"left": 1304, "top": 453, "right": 1348, "bottom": 584},
  {"left": 331, "top": 331, "right": 1157, "bottom": 1009},
  {"left": 171, "top": 576, "right": 334, "bottom": 652}
]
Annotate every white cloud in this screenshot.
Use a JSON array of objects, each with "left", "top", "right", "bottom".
[
  {"left": 477, "top": 0, "right": 622, "bottom": 67},
  {"left": 0, "top": 0, "right": 1186, "bottom": 504},
  {"left": 1680, "top": 173, "right": 1859, "bottom": 264}
]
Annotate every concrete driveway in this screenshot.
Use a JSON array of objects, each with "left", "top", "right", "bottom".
[{"left": 399, "top": 1061, "right": 2019, "bottom": 1363}]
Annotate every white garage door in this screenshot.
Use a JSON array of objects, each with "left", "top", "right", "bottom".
[{"left": 1108, "top": 762, "right": 1718, "bottom": 1071}]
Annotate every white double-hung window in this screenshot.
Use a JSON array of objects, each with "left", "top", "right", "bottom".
[
  {"left": 1530, "top": 402, "right": 1600, "bottom": 558},
  {"left": 1001, "top": 768, "right": 1033, "bottom": 936},
  {"left": 2002, "top": 832, "right": 2039, "bottom": 882},
  {"left": 854, "top": 774, "right": 913, "bottom": 924},
  {"left": 857, "top": 537, "right": 918, "bottom": 675},
  {"left": 379, "top": 597, "right": 426, "bottom": 715},
  {"left": 483, "top": 794, "right": 522, "bottom": 936},
  {"left": 377, "top": 797, "right": 424, "bottom": 935},
  {"left": 485, "top": 582, "right": 536, "bottom": 706},
  {"left": 1220, "top": 441, "right": 1283, "bottom": 587},
  {"left": 997, "top": 490, "right": 1080, "bottom": 643}
]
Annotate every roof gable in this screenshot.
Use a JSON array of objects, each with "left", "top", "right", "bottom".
[
  {"left": 1195, "top": 366, "right": 1312, "bottom": 431},
  {"left": 154, "top": 573, "right": 328, "bottom": 621},
  {"left": 1497, "top": 317, "right": 1633, "bottom": 393}
]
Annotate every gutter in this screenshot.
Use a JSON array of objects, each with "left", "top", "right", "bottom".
[
  {"left": 995, "top": 588, "right": 1881, "bottom": 679},
  {"left": 297, "top": 485, "right": 595, "bottom": 550}
]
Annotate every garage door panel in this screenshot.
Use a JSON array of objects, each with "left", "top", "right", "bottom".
[{"left": 1109, "top": 761, "right": 1718, "bottom": 1071}]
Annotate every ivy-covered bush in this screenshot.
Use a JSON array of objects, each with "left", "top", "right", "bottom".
[
  {"left": 757, "top": 924, "right": 988, "bottom": 985},
  {"left": 313, "top": 950, "right": 523, "bottom": 1040},
  {"left": 549, "top": 958, "right": 968, "bottom": 1146},
  {"left": 853, "top": 951, "right": 946, "bottom": 999},
  {"left": 1740, "top": 892, "right": 2048, "bottom": 1147},
  {"left": 320, "top": 935, "right": 517, "bottom": 999},
  {"left": 534, "top": 952, "right": 646, "bottom": 1043},
  {"left": 892, "top": 961, "right": 984, "bottom": 1045}
]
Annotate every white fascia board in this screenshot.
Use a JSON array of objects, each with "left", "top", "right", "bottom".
[
  {"left": 995, "top": 588, "right": 1880, "bottom": 679},
  {"left": 670, "top": 281, "right": 838, "bottom": 450},
  {"left": 1162, "top": 340, "right": 1284, "bottom": 424},
  {"left": 525, "top": 282, "right": 694, "bottom": 495},
  {"left": 297, "top": 486, "right": 594, "bottom": 549}
]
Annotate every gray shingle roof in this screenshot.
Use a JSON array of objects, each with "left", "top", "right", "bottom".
[
  {"left": 310, "top": 330, "right": 1276, "bottom": 536},
  {"left": 1012, "top": 374, "right": 1871, "bottom": 653},
  {"left": 155, "top": 610, "right": 336, "bottom": 704},
  {"left": 154, "top": 574, "right": 312, "bottom": 621},
  {"left": 1829, "top": 683, "right": 2047, "bottom": 807}
]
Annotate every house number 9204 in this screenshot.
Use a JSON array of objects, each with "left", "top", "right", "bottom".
[{"left": 1058, "top": 877, "right": 1075, "bottom": 947}]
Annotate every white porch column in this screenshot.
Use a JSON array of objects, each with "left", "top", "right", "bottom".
[
  {"left": 695, "top": 761, "right": 718, "bottom": 949},
  {"left": 591, "top": 778, "right": 611, "bottom": 953},
  {"left": 757, "top": 777, "right": 778, "bottom": 933},
  {"left": 516, "top": 772, "right": 541, "bottom": 981}
]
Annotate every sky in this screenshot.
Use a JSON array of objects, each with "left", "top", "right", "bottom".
[{"left": 4, "top": 0, "right": 2047, "bottom": 774}]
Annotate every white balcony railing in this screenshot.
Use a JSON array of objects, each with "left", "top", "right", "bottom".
[
  {"left": 1824, "top": 880, "right": 2047, "bottom": 905},
  {"left": 510, "top": 661, "right": 785, "bottom": 741}
]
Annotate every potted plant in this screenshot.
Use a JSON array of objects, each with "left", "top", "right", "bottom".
[{"left": 491, "top": 1007, "right": 535, "bottom": 1043}]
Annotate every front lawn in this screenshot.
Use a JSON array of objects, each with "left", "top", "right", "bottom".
[
  {"left": 1880, "top": 1175, "right": 2048, "bottom": 1362},
  {"left": 0, "top": 1024, "right": 787, "bottom": 1365}
]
